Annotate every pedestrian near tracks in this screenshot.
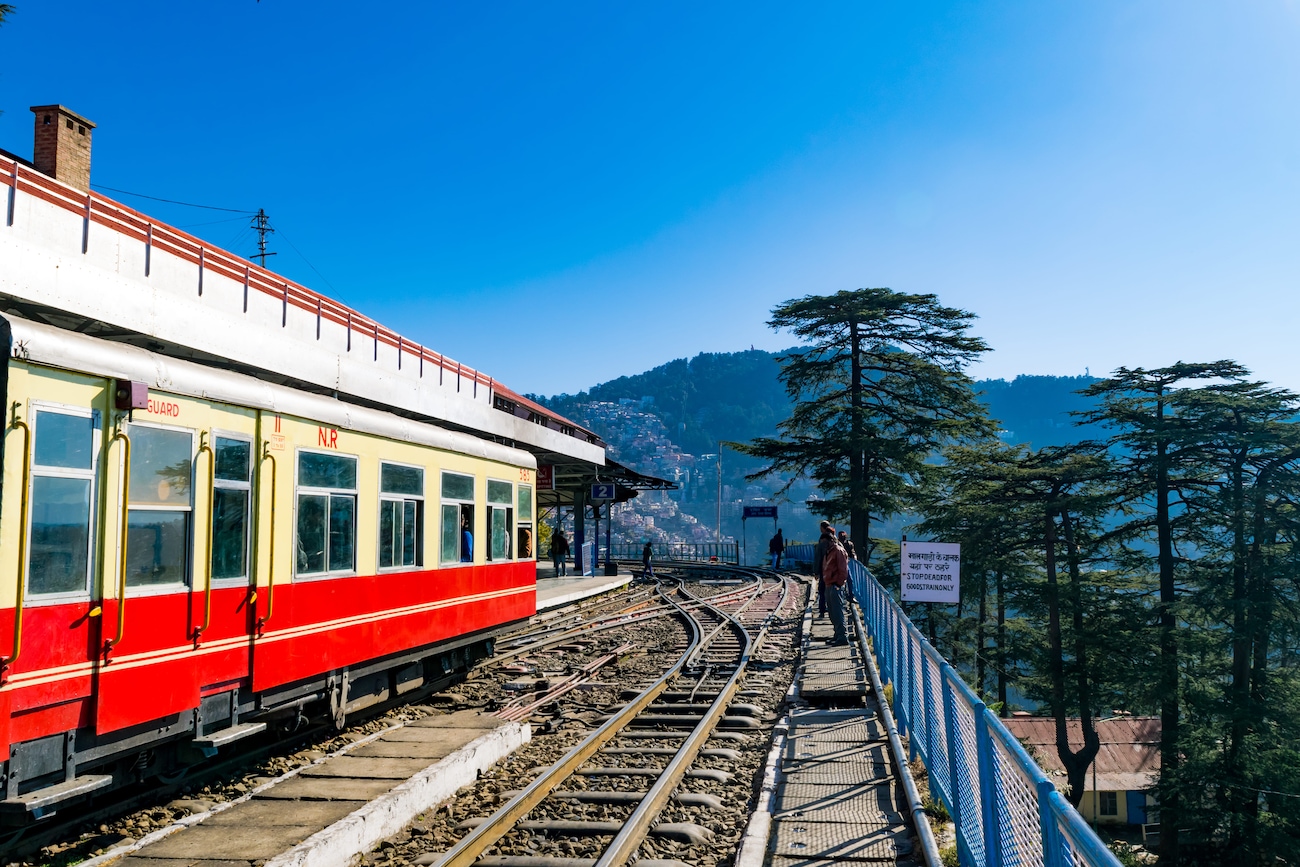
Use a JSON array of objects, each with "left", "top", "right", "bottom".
[
  {"left": 552, "top": 530, "right": 570, "bottom": 576},
  {"left": 642, "top": 541, "right": 655, "bottom": 580},
  {"left": 813, "top": 520, "right": 833, "bottom": 617},
  {"left": 821, "top": 525, "right": 850, "bottom": 645},
  {"left": 769, "top": 528, "right": 785, "bottom": 570},
  {"left": 837, "top": 530, "right": 857, "bottom": 561}
]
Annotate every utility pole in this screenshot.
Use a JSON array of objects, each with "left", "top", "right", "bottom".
[
  {"left": 716, "top": 448, "right": 723, "bottom": 542},
  {"left": 251, "top": 208, "right": 277, "bottom": 269}
]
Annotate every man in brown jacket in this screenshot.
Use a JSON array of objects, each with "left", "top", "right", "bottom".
[{"left": 821, "top": 524, "right": 849, "bottom": 645}]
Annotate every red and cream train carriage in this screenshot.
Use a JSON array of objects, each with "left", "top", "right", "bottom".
[
  {"left": 0, "top": 117, "right": 608, "bottom": 821},
  {"left": 0, "top": 316, "right": 542, "bottom": 818}
]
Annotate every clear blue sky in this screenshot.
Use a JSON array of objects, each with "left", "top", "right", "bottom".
[{"left": 2, "top": 2, "right": 1298, "bottom": 395}]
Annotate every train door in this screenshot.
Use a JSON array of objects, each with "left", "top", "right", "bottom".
[
  {"left": 93, "top": 419, "right": 203, "bottom": 732},
  {"left": 2, "top": 403, "right": 104, "bottom": 752}
]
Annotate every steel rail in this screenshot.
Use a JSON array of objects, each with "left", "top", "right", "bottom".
[
  {"left": 597, "top": 573, "right": 786, "bottom": 867},
  {"left": 432, "top": 582, "right": 705, "bottom": 867},
  {"left": 488, "top": 585, "right": 757, "bottom": 669},
  {"left": 495, "top": 643, "right": 635, "bottom": 722}
]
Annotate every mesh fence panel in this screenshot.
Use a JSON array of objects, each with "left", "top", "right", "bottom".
[
  {"left": 921, "top": 651, "right": 952, "bottom": 805},
  {"left": 992, "top": 728, "right": 1046, "bottom": 867},
  {"left": 849, "top": 565, "right": 1119, "bottom": 867},
  {"left": 949, "top": 683, "right": 987, "bottom": 865}
]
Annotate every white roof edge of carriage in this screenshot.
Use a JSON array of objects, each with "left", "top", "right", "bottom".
[
  {"left": 8, "top": 316, "right": 537, "bottom": 470},
  {"left": 0, "top": 154, "right": 604, "bottom": 466}
]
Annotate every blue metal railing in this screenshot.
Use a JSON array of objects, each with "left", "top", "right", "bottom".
[
  {"left": 608, "top": 541, "right": 740, "bottom": 565},
  {"left": 785, "top": 543, "right": 1121, "bottom": 867}
]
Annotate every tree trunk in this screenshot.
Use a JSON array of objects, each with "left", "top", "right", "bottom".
[
  {"left": 1223, "top": 446, "right": 1252, "bottom": 859},
  {"left": 849, "top": 319, "right": 869, "bottom": 557},
  {"left": 1043, "top": 510, "right": 1075, "bottom": 799},
  {"left": 1154, "top": 392, "right": 1181, "bottom": 865},
  {"left": 996, "top": 568, "right": 1007, "bottom": 713},
  {"left": 977, "top": 570, "right": 987, "bottom": 700},
  {"left": 1060, "top": 510, "right": 1100, "bottom": 808}
]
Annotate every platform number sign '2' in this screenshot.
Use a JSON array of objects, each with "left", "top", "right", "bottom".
[{"left": 590, "top": 483, "right": 616, "bottom": 502}]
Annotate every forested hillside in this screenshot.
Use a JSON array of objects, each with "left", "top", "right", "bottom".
[
  {"left": 537, "top": 349, "right": 790, "bottom": 457},
  {"left": 534, "top": 349, "right": 1103, "bottom": 455}
]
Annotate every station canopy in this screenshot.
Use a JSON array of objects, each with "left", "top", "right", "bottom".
[{"left": 535, "top": 453, "right": 676, "bottom": 510}]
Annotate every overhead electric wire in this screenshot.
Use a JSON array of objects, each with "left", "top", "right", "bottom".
[
  {"left": 89, "top": 183, "right": 342, "bottom": 297},
  {"left": 90, "top": 183, "right": 254, "bottom": 214},
  {"left": 273, "top": 223, "right": 340, "bottom": 295},
  {"left": 176, "top": 215, "right": 250, "bottom": 229}
]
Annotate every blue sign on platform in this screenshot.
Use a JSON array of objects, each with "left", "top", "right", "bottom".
[
  {"left": 591, "top": 483, "right": 617, "bottom": 501},
  {"left": 743, "top": 506, "right": 778, "bottom": 519}
]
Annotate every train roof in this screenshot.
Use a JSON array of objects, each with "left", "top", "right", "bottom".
[
  {"left": 7, "top": 315, "right": 536, "bottom": 469},
  {"left": 0, "top": 152, "right": 603, "bottom": 467}
]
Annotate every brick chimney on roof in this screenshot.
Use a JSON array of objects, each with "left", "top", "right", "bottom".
[{"left": 30, "top": 105, "right": 96, "bottom": 191}]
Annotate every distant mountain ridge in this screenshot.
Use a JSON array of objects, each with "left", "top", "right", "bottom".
[{"left": 532, "top": 348, "right": 1103, "bottom": 455}]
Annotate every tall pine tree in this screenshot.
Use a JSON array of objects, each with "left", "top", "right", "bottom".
[{"left": 734, "top": 288, "right": 990, "bottom": 558}]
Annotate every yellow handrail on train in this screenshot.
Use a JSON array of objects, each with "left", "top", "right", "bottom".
[
  {"left": 2, "top": 406, "right": 32, "bottom": 670},
  {"left": 105, "top": 426, "right": 131, "bottom": 650},
  {"left": 257, "top": 443, "right": 277, "bottom": 630},
  {"left": 194, "top": 431, "right": 215, "bottom": 642}
]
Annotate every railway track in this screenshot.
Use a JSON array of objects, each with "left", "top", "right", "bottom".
[
  {"left": 3, "top": 588, "right": 665, "bottom": 867},
  {"left": 430, "top": 572, "right": 793, "bottom": 867},
  {"left": 8, "top": 571, "right": 807, "bottom": 867}
]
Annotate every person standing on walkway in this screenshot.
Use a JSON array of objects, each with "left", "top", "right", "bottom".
[
  {"left": 553, "top": 530, "right": 570, "bottom": 576},
  {"left": 822, "top": 527, "right": 850, "bottom": 645},
  {"left": 642, "top": 541, "right": 655, "bottom": 580},
  {"left": 837, "top": 529, "right": 857, "bottom": 602},
  {"left": 837, "top": 530, "right": 857, "bottom": 561},
  {"left": 813, "top": 521, "right": 833, "bottom": 617},
  {"left": 769, "top": 528, "right": 785, "bottom": 570}
]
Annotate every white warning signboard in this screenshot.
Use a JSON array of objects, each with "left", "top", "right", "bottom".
[{"left": 901, "top": 541, "right": 961, "bottom": 603}]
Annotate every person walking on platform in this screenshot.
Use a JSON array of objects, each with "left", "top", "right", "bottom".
[
  {"left": 813, "top": 520, "right": 833, "bottom": 617},
  {"left": 553, "top": 530, "right": 570, "bottom": 577},
  {"left": 769, "top": 528, "right": 785, "bottom": 570},
  {"left": 642, "top": 541, "right": 655, "bottom": 580},
  {"left": 822, "top": 526, "right": 850, "bottom": 646}
]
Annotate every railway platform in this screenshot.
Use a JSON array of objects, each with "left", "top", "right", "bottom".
[
  {"left": 88, "top": 712, "right": 529, "bottom": 867},
  {"left": 745, "top": 608, "right": 917, "bottom": 865},
  {"left": 534, "top": 568, "right": 632, "bottom": 611}
]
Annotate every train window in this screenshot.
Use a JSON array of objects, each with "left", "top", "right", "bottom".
[
  {"left": 27, "top": 407, "right": 100, "bottom": 597},
  {"left": 487, "top": 480, "right": 512, "bottom": 561},
  {"left": 379, "top": 462, "right": 423, "bottom": 569},
  {"left": 296, "top": 450, "right": 358, "bottom": 576},
  {"left": 516, "top": 484, "right": 533, "bottom": 560},
  {"left": 212, "top": 436, "right": 252, "bottom": 580},
  {"left": 440, "top": 471, "right": 475, "bottom": 564},
  {"left": 126, "top": 424, "right": 194, "bottom": 588}
]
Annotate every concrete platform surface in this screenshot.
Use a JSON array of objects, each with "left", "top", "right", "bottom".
[
  {"left": 106, "top": 710, "right": 529, "bottom": 867},
  {"left": 535, "top": 570, "right": 631, "bottom": 610}
]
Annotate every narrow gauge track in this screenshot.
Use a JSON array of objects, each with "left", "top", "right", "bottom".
[{"left": 432, "top": 572, "right": 792, "bottom": 867}]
